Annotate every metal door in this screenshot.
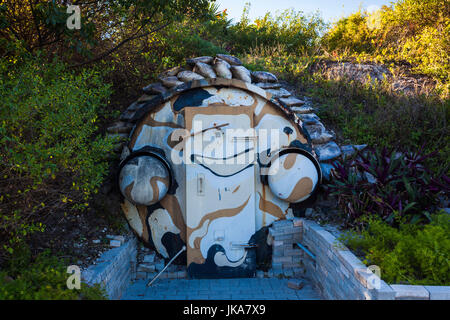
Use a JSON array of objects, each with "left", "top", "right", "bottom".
[{"left": 185, "top": 106, "right": 256, "bottom": 278}]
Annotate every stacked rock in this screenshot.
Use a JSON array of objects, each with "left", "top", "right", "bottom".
[
  {"left": 267, "top": 218, "right": 304, "bottom": 278},
  {"left": 134, "top": 251, "right": 187, "bottom": 281},
  {"left": 107, "top": 54, "right": 368, "bottom": 181}
]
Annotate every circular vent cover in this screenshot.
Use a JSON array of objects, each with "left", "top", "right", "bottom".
[
  {"left": 267, "top": 150, "right": 320, "bottom": 203},
  {"left": 119, "top": 154, "right": 170, "bottom": 206}
]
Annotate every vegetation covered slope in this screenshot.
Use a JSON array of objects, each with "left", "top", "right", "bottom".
[{"left": 0, "top": 0, "right": 448, "bottom": 295}]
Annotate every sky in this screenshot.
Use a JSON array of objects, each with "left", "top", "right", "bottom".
[{"left": 215, "top": 0, "right": 394, "bottom": 24}]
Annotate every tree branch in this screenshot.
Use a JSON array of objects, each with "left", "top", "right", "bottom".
[{"left": 69, "top": 20, "right": 171, "bottom": 68}]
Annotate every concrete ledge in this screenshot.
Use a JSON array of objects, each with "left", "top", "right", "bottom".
[
  {"left": 82, "top": 236, "right": 137, "bottom": 299},
  {"left": 424, "top": 286, "right": 450, "bottom": 300},
  {"left": 390, "top": 284, "right": 429, "bottom": 300},
  {"left": 291, "top": 219, "right": 450, "bottom": 300}
]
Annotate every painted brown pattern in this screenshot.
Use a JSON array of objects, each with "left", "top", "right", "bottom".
[
  {"left": 283, "top": 153, "right": 298, "bottom": 170},
  {"left": 149, "top": 176, "right": 169, "bottom": 203},
  {"left": 257, "top": 191, "right": 286, "bottom": 220},
  {"left": 285, "top": 177, "right": 313, "bottom": 203},
  {"left": 160, "top": 194, "right": 187, "bottom": 242},
  {"left": 187, "top": 195, "right": 251, "bottom": 265}
]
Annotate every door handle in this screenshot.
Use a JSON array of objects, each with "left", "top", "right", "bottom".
[
  {"left": 197, "top": 173, "right": 205, "bottom": 196},
  {"left": 230, "top": 242, "right": 258, "bottom": 249}
]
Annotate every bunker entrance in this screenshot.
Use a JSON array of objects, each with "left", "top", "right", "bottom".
[{"left": 185, "top": 106, "right": 257, "bottom": 278}]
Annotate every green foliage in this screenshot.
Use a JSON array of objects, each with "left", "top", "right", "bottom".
[
  {"left": 327, "top": 146, "right": 449, "bottom": 227},
  {"left": 303, "top": 74, "right": 449, "bottom": 173},
  {"left": 340, "top": 214, "right": 450, "bottom": 285},
  {"left": 323, "top": 10, "right": 375, "bottom": 54},
  {"left": 322, "top": 0, "right": 450, "bottom": 94},
  {"left": 0, "top": 55, "right": 114, "bottom": 257},
  {"left": 226, "top": 5, "right": 326, "bottom": 55},
  {"left": 0, "top": 248, "right": 106, "bottom": 300}
]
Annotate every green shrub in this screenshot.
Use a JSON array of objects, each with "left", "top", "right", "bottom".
[
  {"left": 300, "top": 74, "right": 449, "bottom": 174},
  {"left": 327, "top": 146, "right": 449, "bottom": 227},
  {"left": 341, "top": 213, "right": 450, "bottom": 285},
  {"left": 0, "top": 248, "right": 106, "bottom": 300},
  {"left": 0, "top": 55, "right": 114, "bottom": 258},
  {"left": 322, "top": 0, "right": 450, "bottom": 94}
]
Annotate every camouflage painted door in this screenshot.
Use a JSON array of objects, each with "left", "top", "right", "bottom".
[{"left": 185, "top": 106, "right": 257, "bottom": 278}]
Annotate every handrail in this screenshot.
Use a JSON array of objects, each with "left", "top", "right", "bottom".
[{"left": 147, "top": 246, "right": 186, "bottom": 287}]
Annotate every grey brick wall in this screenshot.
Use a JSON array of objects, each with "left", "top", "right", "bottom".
[
  {"left": 270, "top": 218, "right": 450, "bottom": 300},
  {"left": 268, "top": 218, "right": 305, "bottom": 277},
  {"left": 82, "top": 236, "right": 137, "bottom": 300}
]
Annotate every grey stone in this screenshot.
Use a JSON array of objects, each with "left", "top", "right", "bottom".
[
  {"left": 256, "top": 270, "right": 265, "bottom": 278},
  {"left": 279, "top": 96, "right": 305, "bottom": 107},
  {"left": 251, "top": 71, "right": 278, "bottom": 83},
  {"left": 161, "top": 66, "right": 184, "bottom": 77},
  {"left": 230, "top": 65, "right": 251, "bottom": 83},
  {"left": 283, "top": 269, "right": 294, "bottom": 278},
  {"left": 255, "top": 82, "right": 282, "bottom": 89},
  {"left": 193, "top": 62, "right": 217, "bottom": 79},
  {"left": 92, "top": 239, "right": 101, "bottom": 244},
  {"left": 110, "top": 239, "right": 122, "bottom": 247},
  {"left": 216, "top": 54, "right": 242, "bottom": 66},
  {"left": 272, "top": 219, "right": 293, "bottom": 229},
  {"left": 424, "top": 286, "right": 450, "bottom": 300},
  {"left": 305, "top": 208, "right": 315, "bottom": 217},
  {"left": 314, "top": 141, "right": 342, "bottom": 161},
  {"left": 177, "top": 271, "right": 187, "bottom": 279},
  {"left": 298, "top": 113, "right": 320, "bottom": 124},
  {"left": 320, "top": 162, "right": 335, "bottom": 181},
  {"left": 186, "top": 56, "right": 213, "bottom": 66},
  {"left": 159, "top": 76, "right": 184, "bottom": 88},
  {"left": 266, "top": 87, "right": 291, "bottom": 98},
  {"left": 288, "top": 279, "right": 305, "bottom": 290},
  {"left": 154, "top": 262, "right": 165, "bottom": 271},
  {"left": 126, "top": 101, "right": 142, "bottom": 111},
  {"left": 212, "top": 58, "right": 232, "bottom": 79},
  {"left": 137, "top": 263, "right": 156, "bottom": 273},
  {"left": 177, "top": 70, "right": 205, "bottom": 82},
  {"left": 341, "top": 144, "right": 367, "bottom": 158},
  {"left": 391, "top": 285, "right": 430, "bottom": 300},
  {"left": 113, "top": 235, "right": 125, "bottom": 243},
  {"left": 292, "top": 218, "right": 303, "bottom": 227},
  {"left": 142, "top": 82, "right": 167, "bottom": 95},
  {"left": 119, "top": 110, "right": 135, "bottom": 121},
  {"left": 143, "top": 253, "right": 155, "bottom": 263},
  {"left": 304, "top": 122, "right": 335, "bottom": 144},
  {"left": 293, "top": 106, "right": 315, "bottom": 114},
  {"left": 106, "top": 122, "right": 133, "bottom": 134},
  {"left": 137, "top": 94, "right": 157, "bottom": 103}
]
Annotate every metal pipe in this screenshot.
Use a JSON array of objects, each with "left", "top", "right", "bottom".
[
  {"left": 295, "top": 242, "right": 316, "bottom": 261},
  {"left": 147, "top": 246, "right": 186, "bottom": 287}
]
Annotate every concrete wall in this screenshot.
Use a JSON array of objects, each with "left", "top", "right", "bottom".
[
  {"left": 82, "top": 237, "right": 137, "bottom": 300},
  {"left": 271, "top": 218, "right": 450, "bottom": 300}
]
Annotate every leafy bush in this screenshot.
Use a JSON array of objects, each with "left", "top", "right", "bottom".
[
  {"left": 0, "top": 249, "right": 106, "bottom": 300},
  {"left": 341, "top": 213, "right": 450, "bottom": 285},
  {"left": 227, "top": 5, "right": 326, "bottom": 55},
  {"left": 322, "top": 0, "right": 449, "bottom": 94},
  {"left": 322, "top": 10, "right": 375, "bottom": 54},
  {"left": 0, "top": 55, "right": 114, "bottom": 259},
  {"left": 327, "top": 147, "right": 449, "bottom": 227}
]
